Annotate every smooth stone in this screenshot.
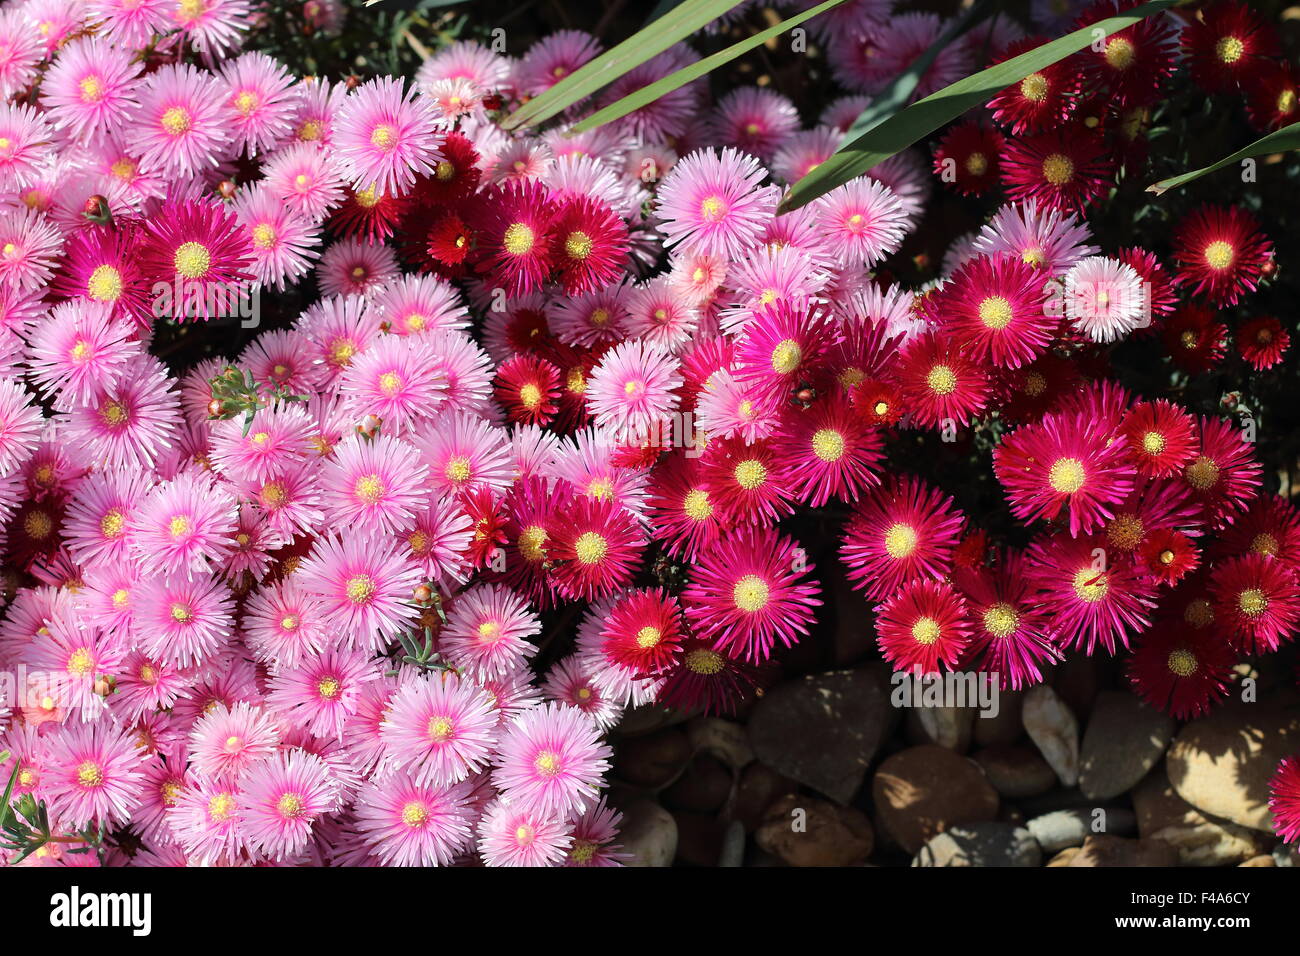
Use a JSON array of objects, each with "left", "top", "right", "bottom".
[
  {"left": 755, "top": 794, "right": 874, "bottom": 867},
  {"left": 661, "top": 754, "right": 732, "bottom": 814},
  {"left": 616, "top": 703, "right": 690, "bottom": 736},
  {"left": 1067, "top": 835, "right": 1179, "bottom": 867},
  {"left": 973, "top": 689, "right": 1024, "bottom": 747},
  {"left": 1079, "top": 691, "right": 1176, "bottom": 801},
  {"left": 672, "top": 811, "right": 726, "bottom": 866},
  {"left": 973, "top": 744, "right": 1058, "bottom": 799},
  {"left": 1166, "top": 705, "right": 1300, "bottom": 831},
  {"left": 1239, "top": 855, "right": 1275, "bottom": 866},
  {"left": 1274, "top": 843, "right": 1300, "bottom": 867},
  {"left": 912, "top": 822, "right": 1041, "bottom": 867},
  {"left": 912, "top": 703, "right": 975, "bottom": 752},
  {"left": 718, "top": 820, "right": 745, "bottom": 867},
  {"left": 731, "top": 763, "right": 796, "bottom": 832},
  {"left": 618, "top": 800, "right": 677, "bottom": 867},
  {"left": 1026, "top": 807, "right": 1136, "bottom": 853},
  {"left": 1132, "top": 769, "right": 1274, "bottom": 866},
  {"left": 614, "top": 727, "right": 691, "bottom": 790},
  {"left": 1047, "top": 847, "right": 1080, "bottom": 866},
  {"left": 872, "top": 744, "right": 1000, "bottom": 854},
  {"left": 1023, "top": 684, "right": 1080, "bottom": 787},
  {"left": 685, "top": 716, "right": 754, "bottom": 772},
  {"left": 747, "top": 668, "right": 891, "bottom": 804}
]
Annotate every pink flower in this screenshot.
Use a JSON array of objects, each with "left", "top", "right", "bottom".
[
  {"left": 297, "top": 532, "right": 421, "bottom": 651},
  {"left": 42, "top": 721, "right": 147, "bottom": 829},
  {"left": 333, "top": 76, "right": 443, "bottom": 197},
  {"left": 655, "top": 147, "right": 778, "bottom": 259},
  {"left": 491, "top": 702, "right": 611, "bottom": 820},
  {"left": 241, "top": 748, "right": 339, "bottom": 861},
  {"left": 381, "top": 674, "right": 498, "bottom": 787},
  {"left": 320, "top": 433, "right": 428, "bottom": 535},
  {"left": 353, "top": 771, "right": 475, "bottom": 866}
]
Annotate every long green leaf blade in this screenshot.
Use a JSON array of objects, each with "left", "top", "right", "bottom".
[
  {"left": 779, "top": 0, "right": 1178, "bottom": 213},
  {"left": 1147, "top": 121, "right": 1300, "bottom": 194},
  {"left": 570, "top": 0, "right": 850, "bottom": 134},
  {"left": 500, "top": 0, "right": 748, "bottom": 131}
]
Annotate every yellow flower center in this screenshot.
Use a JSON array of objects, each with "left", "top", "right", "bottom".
[
  {"left": 983, "top": 603, "right": 1019, "bottom": 638},
  {"left": 1041, "top": 154, "right": 1074, "bottom": 185},
  {"left": 811, "top": 428, "right": 845, "bottom": 463},
  {"left": 926, "top": 365, "right": 957, "bottom": 395},
  {"left": 1185, "top": 456, "right": 1220, "bottom": 491},
  {"left": 911, "top": 616, "right": 940, "bottom": 645},
  {"left": 503, "top": 222, "right": 535, "bottom": 255},
  {"left": 100, "top": 509, "right": 125, "bottom": 538},
  {"left": 87, "top": 264, "right": 123, "bottom": 301},
  {"left": 1106, "top": 513, "right": 1144, "bottom": 551},
  {"left": 1072, "top": 568, "right": 1108, "bottom": 603},
  {"left": 1048, "top": 457, "right": 1086, "bottom": 494},
  {"left": 734, "top": 459, "right": 766, "bottom": 490},
  {"left": 771, "top": 339, "right": 802, "bottom": 374},
  {"left": 1142, "top": 431, "right": 1166, "bottom": 455},
  {"left": 1238, "top": 588, "right": 1268, "bottom": 617},
  {"left": 574, "top": 531, "right": 608, "bottom": 564},
  {"left": 700, "top": 195, "right": 726, "bottom": 221},
  {"left": 965, "top": 152, "right": 988, "bottom": 176},
  {"left": 77, "top": 761, "right": 104, "bottom": 788},
  {"left": 277, "top": 793, "right": 305, "bottom": 818},
  {"left": 683, "top": 488, "right": 712, "bottom": 520},
  {"left": 161, "top": 106, "right": 191, "bottom": 136},
  {"left": 1167, "top": 648, "right": 1198, "bottom": 677},
  {"left": 733, "top": 574, "right": 769, "bottom": 612},
  {"left": 402, "top": 802, "right": 428, "bottom": 828},
  {"left": 1216, "top": 35, "right": 1245, "bottom": 64},
  {"left": 978, "top": 296, "right": 1013, "bottom": 330},
  {"left": 173, "top": 241, "right": 211, "bottom": 279},
  {"left": 1104, "top": 37, "right": 1136, "bottom": 70},
  {"left": 370, "top": 124, "right": 396, "bottom": 150},
  {"left": 884, "top": 523, "right": 917, "bottom": 559},
  {"left": 355, "top": 474, "right": 385, "bottom": 505},
  {"left": 346, "top": 574, "right": 376, "bottom": 604},
  {"left": 252, "top": 223, "right": 276, "bottom": 249},
  {"left": 1204, "top": 240, "right": 1234, "bottom": 271},
  {"left": 317, "top": 677, "right": 340, "bottom": 699},
  {"left": 1020, "top": 73, "right": 1049, "bottom": 102},
  {"left": 427, "top": 716, "right": 454, "bottom": 741},
  {"left": 636, "top": 626, "right": 662, "bottom": 649},
  {"left": 564, "top": 231, "right": 593, "bottom": 260}
]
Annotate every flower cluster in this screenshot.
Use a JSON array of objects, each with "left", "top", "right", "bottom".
[{"left": 0, "top": 0, "right": 1297, "bottom": 864}]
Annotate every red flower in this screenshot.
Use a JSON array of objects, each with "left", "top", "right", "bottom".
[
  {"left": 1000, "top": 123, "right": 1114, "bottom": 213},
  {"left": 1181, "top": 1, "right": 1280, "bottom": 94},
  {"left": 1235, "top": 315, "right": 1289, "bottom": 370},
  {"left": 931, "top": 121, "right": 1005, "bottom": 196},
  {"left": 986, "top": 36, "right": 1081, "bottom": 134},
  {"left": 1171, "top": 205, "right": 1273, "bottom": 307},
  {"left": 547, "top": 196, "right": 628, "bottom": 296},
  {"left": 1126, "top": 622, "right": 1234, "bottom": 720},
  {"left": 493, "top": 353, "right": 561, "bottom": 426}
]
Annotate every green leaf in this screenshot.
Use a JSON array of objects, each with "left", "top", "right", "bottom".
[
  {"left": 779, "top": 0, "right": 1180, "bottom": 213},
  {"left": 570, "top": 0, "right": 851, "bottom": 135},
  {"left": 500, "top": 0, "right": 749, "bottom": 131},
  {"left": 838, "top": 0, "right": 994, "bottom": 146},
  {"left": 1147, "top": 120, "right": 1300, "bottom": 195},
  {"left": 0, "top": 761, "right": 17, "bottom": 833}
]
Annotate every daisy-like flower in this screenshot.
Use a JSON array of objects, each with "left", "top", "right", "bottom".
[
  {"left": 548, "top": 495, "right": 646, "bottom": 602},
  {"left": 170, "top": 0, "right": 249, "bottom": 58},
  {"left": 42, "top": 722, "right": 146, "bottom": 829},
  {"left": 218, "top": 52, "right": 298, "bottom": 156},
  {"left": 168, "top": 777, "right": 246, "bottom": 862},
  {"left": 39, "top": 36, "right": 141, "bottom": 140},
  {"left": 231, "top": 184, "right": 321, "bottom": 291},
  {"left": 188, "top": 701, "right": 281, "bottom": 783},
  {"left": 709, "top": 87, "right": 800, "bottom": 163},
  {"left": 0, "top": 378, "right": 42, "bottom": 476},
  {"left": 894, "top": 331, "right": 990, "bottom": 428},
  {"left": 297, "top": 532, "right": 421, "bottom": 651},
  {"left": 1245, "top": 61, "right": 1300, "bottom": 133},
  {"left": 267, "top": 647, "right": 376, "bottom": 738},
  {"left": 0, "top": 206, "right": 62, "bottom": 293},
  {"left": 209, "top": 402, "right": 313, "bottom": 485},
  {"left": 841, "top": 475, "right": 964, "bottom": 602},
  {"left": 339, "top": 334, "right": 446, "bottom": 435},
  {"left": 932, "top": 121, "right": 1005, "bottom": 196},
  {"left": 472, "top": 178, "right": 558, "bottom": 297},
  {"left": 136, "top": 572, "right": 235, "bottom": 668},
  {"left": 127, "top": 63, "right": 228, "bottom": 177},
  {"left": 61, "top": 468, "right": 150, "bottom": 568},
  {"left": 53, "top": 224, "right": 153, "bottom": 326},
  {"left": 1063, "top": 255, "right": 1149, "bottom": 343},
  {"left": 994, "top": 409, "right": 1135, "bottom": 537},
  {"left": 644, "top": 454, "right": 725, "bottom": 562},
  {"left": 683, "top": 524, "right": 822, "bottom": 664},
  {"left": 547, "top": 195, "right": 628, "bottom": 296},
  {"left": 1269, "top": 756, "right": 1300, "bottom": 843},
  {"left": 986, "top": 35, "right": 1081, "bottom": 133},
  {"left": 811, "top": 176, "right": 908, "bottom": 268},
  {"left": 24, "top": 299, "right": 135, "bottom": 411},
  {"left": 1210, "top": 554, "right": 1300, "bottom": 655},
  {"left": 0, "top": 104, "right": 53, "bottom": 192},
  {"left": 400, "top": 497, "right": 474, "bottom": 585},
  {"left": 564, "top": 798, "right": 628, "bottom": 867},
  {"left": 334, "top": 77, "right": 442, "bottom": 196},
  {"left": 353, "top": 772, "right": 474, "bottom": 866},
  {"left": 699, "top": 435, "right": 794, "bottom": 525},
  {"left": 876, "top": 578, "right": 971, "bottom": 676},
  {"left": 138, "top": 197, "right": 254, "bottom": 322},
  {"left": 381, "top": 674, "right": 498, "bottom": 788},
  {"left": 1171, "top": 204, "right": 1273, "bottom": 307},
  {"left": 1118, "top": 399, "right": 1198, "bottom": 477},
  {"left": 938, "top": 253, "right": 1053, "bottom": 368},
  {"left": 1216, "top": 495, "right": 1300, "bottom": 569},
  {"left": 132, "top": 472, "right": 236, "bottom": 578},
  {"left": 953, "top": 550, "right": 1061, "bottom": 690},
  {"left": 973, "top": 198, "right": 1099, "bottom": 274},
  {"left": 316, "top": 236, "right": 400, "bottom": 297},
  {"left": 1139, "top": 528, "right": 1200, "bottom": 585},
  {"left": 492, "top": 702, "right": 611, "bottom": 820},
  {"left": 1182, "top": 0, "right": 1279, "bottom": 94},
  {"left": 1236, "top": 315, "right": 1289, "bottom": 370},
  {"left": 1074, "top": 0, "right": 1177, "bottom": 107},
  {"left": 0, "top": 8, "right": 42, "bottom": 98},
  {"left": 320, "top": 434, "right": 428, "bottom": 536},
  {"left": 585, "top": 339, "right": 682, "bottom": 438},
  {"left": 242, "top": 748, "right": 338, "bottom": 861},
  {"left": 477, "top": 797, "right": 571, "bottom": 867},
  {"left": 655, "top": 147, "right": 777, "bottom": 260},
  {"left": 369, "top": 273, "right": 468, "bottom": 337},
  {"left": 516, "top": 29, "right": 601, "bottom": 96},
  {"left": 1026, "top": 533, "right": 1156, "bottom": 655},
  {"left": 771, "top": 395, "right": 884, "bottom": 506},
  {"left": 262, "top": 142, "right": 348, "bottom": 220},
  {"left": 1182, "top": 416, "right": 1262, "bottom": 528},
  {"left": 543, "top": 655, "right": 624, "bottom": 730},
  {"left": 241, "top": 579, "right": 327, "bottom": 669},
  {"left": 440, "top": 583, "right": 540, "bottom": 679},
  {"left": 494, "top": 353, "right": 561, "bottom": 427},
  {"left": 623, "top": 275, "right": 700, "bottom": 353},
  {"left": 1001, "top": 122, "right": 1114, "bottom": 213},
  {"left": 1126, "top": 622, "right": 1234, "bottom": 720},
  {"left": 829, "top": 12, "right": 971, "bottom": 100},
  {"left": 655, "top": 638, "right": 760, "bottom": 716},
  {"left": 412, "top": 411, "right": 512, "bottom": 499},
  {"left": 596, "top": 587, "right": 684, "bottom": 680}
]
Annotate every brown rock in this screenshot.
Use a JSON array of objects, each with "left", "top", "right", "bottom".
[
  {"left": 618, "top": 800, "right": 677, "bottom": 867},
  {"left": 731, "top": 763, "right": 796, "bottom": 832},
  {"left": 755, "top": 794, "right": 874, "bottom": 867},
  {"left": 1067, "top": 835, "right": 1179, "bottom": 867},
  {"left": 1132, "top": 767, "right": 1274, "bottom": 866},
  {"left": 672, "top": 811, "right": 726, "bottom": 866},
  {"left": 973, "top": 744, "right": 1058, "bottom": 799},
  {"left": 662, "top": 754, "right": 732, "bottom": 814},
  {"left": 973, "top": 689, "right": 1024, "bottom": 747},
  {"left": 912, "top": 823, "right": 1041, "bottom": 867},
  {"left": 1023, "top": 684, "right": 1079, "bottom": 787},
  {"left": 872, "top": 744, "right": 1000, "bottom": 854},
  {"left": 1079, "top": 691, "right": 1176, "bottom": 801},
  {"left": 1166, "top": 705, "right": 1300, "bottom": 831},
  {"left": 1239, "top": 855, "right": 1276, "bottom": 867},
  {"left": 614, "top": 728, "right": 691, "bottom": 789},
  {"left": 685, "top": 716, "right": 754, "bottom": 772},
  {"left": 1047, "top": 847, "right": 1080, "bottom": 866},
  {"left": 748, "top": 668, "right": 892, "bottom": 804}
]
